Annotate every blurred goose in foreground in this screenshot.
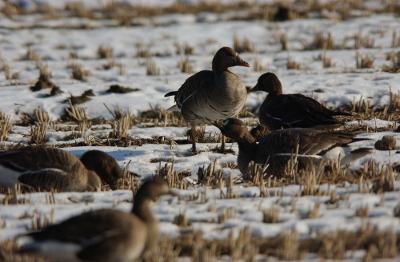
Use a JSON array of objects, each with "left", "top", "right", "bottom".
[
  {"left": 18, "top": 179, "right": 175, "bottom": 262},
  {"left": 251, "top": 72, "right": 351, "bottom": 130},
  {"left": 165, "top": 46, "right": 249, "bottom": 153},
  {"left": 0, "top": 147, "right": 123, "bottom": 191},
  {"left": 216, "top": 118, "right": 370, "bottom": 175}
]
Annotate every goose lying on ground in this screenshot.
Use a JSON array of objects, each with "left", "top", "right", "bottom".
[
  {"left": 216, "top": 118, "right": 371, "bottom": 176},
  {"left": 251, "top": 72, "right": 351, "bottom": 130},
  {"left": 0, "top": 147, "right": 124, "bottom": 191},
  {"left": 17, "top": 178, "right": 176, "bottom": 262},
  {"left": 165, "top": 46, "right": 249, "bottom": 153}
]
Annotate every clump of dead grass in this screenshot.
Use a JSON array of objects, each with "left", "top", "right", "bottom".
[
  {"left": 97, "top": 45, "right": 114, "bottom": 59},
  {"left": 68, "top": 63, "right": 90, "bottom": 81},
  {"left": 253, "top": 58, "right": 265, "bottom": 72},
  {"left": 307, "top": 32, "right": 334, "bottom": 50},
  {"left": 146, "top": 59, "right": 161, "bottom": 76},
  {"left": 356, "top": 52, "right": 374, "bottom": 69},
  {"left": 354, "top": 33, "right": 375, "bottom": 49},
  {"left": 287, "top": 57, "right": 301, "bottom": 69},
  {"left": 157, "top": 163, "right": 190, "bottom": 189},
  {"left": 174, "top": 42, "right": 194, "bottom": 55},
  {"left": 178, "top": 57, "right": 193, "bottom": 73},
  {"left": 233, "top": 35, "right": 255, "bottom": 53},
  {"left": 0, "top": 112, "right": 12, "bottom": 142}
]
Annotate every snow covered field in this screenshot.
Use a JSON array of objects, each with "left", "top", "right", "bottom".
[{"left": 1, "top": 0, "right": 400, "bottom": 260}]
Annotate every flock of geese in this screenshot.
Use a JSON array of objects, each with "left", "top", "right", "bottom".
[{"left": 2, "top": 46, "right": 371, "bottom": 261}]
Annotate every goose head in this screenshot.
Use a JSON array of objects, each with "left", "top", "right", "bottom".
[
  {"left": 135, "top": 177, "right": 176, "bottom": 202},
  {"left": 216, "top": 118, "right": 256, "bottom": 144},
  {"left": 80, "top": 150, "right": 123, "bottom": 190},
  {"left": 252, "top": 72, "right": 283, "bottom": 95},
  {"left": 212, "top": 47, "right": 250, "bottom": 72}
]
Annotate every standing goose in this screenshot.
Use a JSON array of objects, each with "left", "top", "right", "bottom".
[
  {"left": 251, "top": 72, "right": 351, "bottom": 130},
  {"left": 217, "top": 118, "right": 368, "bottom": 176},
  {"left": 165, "top": 46, "right": 249, "bottom": 153},
  {"left": 0, "top": 147, "right": 123, "bottom": 191},
  {"left": 17, "top": 179, "right": 175, "bottom": 262}
]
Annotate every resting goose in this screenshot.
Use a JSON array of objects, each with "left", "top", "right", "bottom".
[
  {"left": 165, "top": 46, "right": 249, "bottom": 153},
  {"left": 17, "top": 179, "right": 175, "bottom": 262},
  {"left": 217, "top": 118, "right": 369, "bottom": 176},
  {"left": 252, "top": 72, "right": 350, "bottom": 130},
  {"left": 0, "top": 147, "right": 123, "bottom": 191}
]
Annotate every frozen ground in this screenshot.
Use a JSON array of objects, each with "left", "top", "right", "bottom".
[{"left": 0, "top": 0, "right": 400, "bottom": 260}]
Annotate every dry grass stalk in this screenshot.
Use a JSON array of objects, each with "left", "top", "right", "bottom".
[
  {"left": 306, "top": 203, "right": 320, "bottom": 219},
  {"left": 217, "top": 207, "right": 236, "bottom": 224},
  {"left": 356, "top": 52, "right": 374, "bottom": 69},
  {"left": 355, "top": 206, "right": 369, "bottom": 218},
  {"left": 287, "top": 57, "right": 301, "bottom": 69},
  {"left": 97, "top": 45, "right": 114, "bottom": 59},
  {"left": 136, "top": 43, "right": 151, "bottom": 58},
  {"left": 30, "top": 122, "right": 47, "bottom": 144},
  {"left": 233, "top": 35, "right": 255, "bottom": 53},
  {"left": 65, "top": 103, "right": 87, "bottom": 122},
  {"left": 174, "top": 42, "right": 194, "bottom": 55},
  {"left": 354, "top": 33, "right": 375, "bottom": 49},
  {"left": 197, "top": 160, "right": 224, "bottom": 187},
  {"left": 392, "top": 31, "right": 400, "bottom": 48},
  {"left": 64, "top": 103, "right": 90, "bottom": 137},
  {"left": 178, "top": 57, "right": 193, "bottom": 73},
  {"left": 299, "top": 168, "right": 322, "bottom": 196},
  {"left": 351, "top": 96, "right": 371, "bottom": 114},
  {"left": 30, "top": 209, "right": 55, "bottom": 231},
  {"left": 146, "top": 59, "right": 160, "bottom": 76},
  {"left": 321, "top": 52, "right": 333, "bottom": 68},
  {"left": 317, "top": 231, "right": 346, "bottom": 259},
  {"left": 263, "top": 206, "right": 279, "bottom": 223},
  {"left": 157, "top": 163, "right": 190, "bottom": 189},
  {"left": 0, "top": 112, "right": 12, "bottom": 142},
  {"left": 372, "top": 166, "right": 395, "bottom": 193},
  {"left": 276, "top": 231, "right": 300, "bottom": 260},
  {"left": 111, "top": 114, "right": 133, "bottom": 139},
  {"left": 21, "top": 46, "right": 41, "bottom": 61},
  {"left": 308, "top": 32, "right": 334, "bottom": 50},
  {"left": 253, "top": 58, "right": 265, "bottom": 72},
  {"left": 280, "top": 33, "right": 288, "bottom": 51},
  {"left": 226, "top": 228, "right": 257, "bottom": 261},
  {"left": 0, "top": 58, "right": 19, "bottom": 81},
  {"left": 32, "top": 107, "right": 50, "bottom": 124},
  {"left": 382, "top": 51, "right": 400, "bottom": 73},
  {"left": 388, "top": 88, "right": 400, "bottom": 111},
  {"left": 69, "top": 63, "right": 90, "bottom": 81},
  {"left": 139, "top": 105, "right": 184, "bottom": 127}
]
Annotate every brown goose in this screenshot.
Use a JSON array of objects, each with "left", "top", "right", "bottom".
[
  {"left": 18, "top": 179, "right": 175, "bottom": 262},
  {"left": 0, "top": 147, "right": 122, "bottom": 192},
  {"left": 80, "top": 150, "right": 123, "bottom": 190},
  {"left": 165, "top": 46, "right": 249, "bottom": 153},
  {"left": 217, "top": 118, "right": 368, "bottom": 175},
  {"left": 252, "top": 72, "right": 350, "bottom": 130}
]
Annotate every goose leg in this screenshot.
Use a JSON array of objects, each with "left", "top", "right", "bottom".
[
  {"left": 220, "top": 134, "right": 225, "bottom": 152},
  {"left": 190, "top": 126, "right": 197, "bottom": 154}
]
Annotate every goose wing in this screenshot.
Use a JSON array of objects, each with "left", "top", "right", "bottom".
[
  {"left": 260, "top": 94, "right": 338, "bottom": 128},
  {"left": 259, "top": 129, "right": 354, "bottom": 156},
  {"left": 173, "top": 70, "right": 214, "bottom": 109},
  {"left": 18, "top": 169, "right": 72, "bottom": 191},
  {"left": 0, "top": 147, "right": 82, "bottom": 173}
]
